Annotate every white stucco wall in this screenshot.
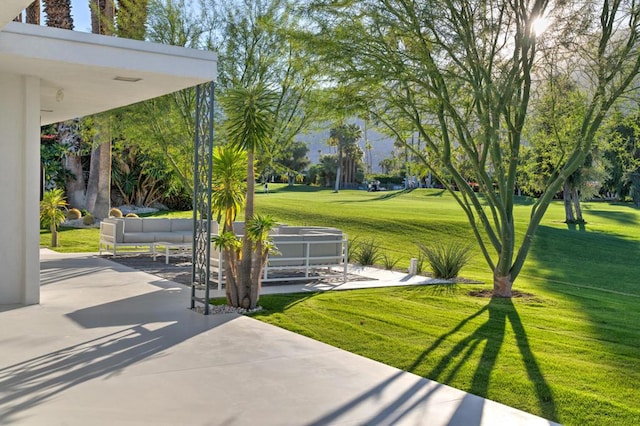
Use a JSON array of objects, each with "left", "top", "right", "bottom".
[{"left": 0, "top": 72, "right": 40, "bottom": 305}]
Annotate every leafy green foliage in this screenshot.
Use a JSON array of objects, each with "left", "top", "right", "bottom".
[
  {"left": 302, "top": 0, "right": 640, "bottom": 295},
  {"left": 82, "top": 214, "right": 94, "bottom": 226},
  {"left": 351, "top": 238, "right": 382, "bottom": 266},
  {"left": 601, "top": 110, "right": 640, "bottom": 204},
  {"left": 223, "top": 84, "right": 278, "bottom": 154},
  {"left": 40, "top": 189, "right": 67, "bottom": 247},
  {"left": 381, "top": 252, "right": 400, "bottom": 270},
  {"left": 211, "top": 146, "right": 247, "bottom": 231},
  {"left": 418, "top": 241, "right": 472, "bottom": 279},
  {"left": 246, "top": 214, "right": 277, "bottom": 243}
]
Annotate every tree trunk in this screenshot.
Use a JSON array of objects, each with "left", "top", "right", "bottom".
[
  {"left": 43, "top": 0, "right": 74, "bottom": 29},
  {"left": 26, "top": 1, "right": 40, "bottom": 24},
  {"left": 85, "top": 144, "right": 101, "bottom": 213},
  {"left": 334, "top": 147, "right": 343, "bottom": 192},
  {"left": 238, "top": 149, "right": 256, "bottom": 309},
  {"left": 50, "top": 225, "right": 58, "bottom": 248},
  {"left": 94, "top": 140, "right": 112, "bottom": 219},
  {"left": 86, "top": 116, "right": 112, "bottom": 219},
  {"left": 630, "top": 173, "right": 640, "bottom": 207},
  {"left": 572, "top": 187, "right": 583, "bottom": 222},
  {"left": 493, "top": 273, "right": 513, "bottom": 297},
  {"left": 91, "top": 0, "right": 115, "bottom": 35},
  {"left": 563, "top": 181, "right": 575, "bottom": 223},
  {"left": 249, "top": 241, "right": 266, "bottom": 309},
  {"left": 64, "top": 155, "right": 86, "bottom": 208},
  {"left": 224, "top": 248, "right": 240, "bottom": 307}
]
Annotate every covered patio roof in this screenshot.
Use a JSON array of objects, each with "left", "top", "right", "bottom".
[{"left": 0, "top": 22, "right": 217, "bottom": 125}]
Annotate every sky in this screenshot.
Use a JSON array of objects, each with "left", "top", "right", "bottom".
[{"left": 70, "top": 1, "right": 92, "bottom": 33}]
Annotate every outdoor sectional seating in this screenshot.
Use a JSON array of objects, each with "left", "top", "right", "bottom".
[
  {"left": 209, "top": 224, "right": 348, "bottom": 288},
  {"left": 99, "top": 218, "right": 348, "bottom": 286},
  {"left": 99, "top": 217, "right": 193, "bottom": 256}
]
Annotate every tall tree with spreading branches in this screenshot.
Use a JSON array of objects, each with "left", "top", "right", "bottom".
[{"left": 305, "top": 0, "right": 640, "bottom": 296}]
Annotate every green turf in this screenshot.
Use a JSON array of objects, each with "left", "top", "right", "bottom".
[
  {"left": 249, "top": 185, "right": 640, "bottom": 425},
  {"left": 42, "top": 185, "right": 640, "bottom": 424}
]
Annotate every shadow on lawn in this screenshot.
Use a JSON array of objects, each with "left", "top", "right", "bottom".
[
  {"left": 408, "top": 298, "right": 557, "bottom": 422},
  {"left": 303, "top": 297, "right": 558, "bottom": 425},
  {"left": 583, "top": 208, "right": 638, "bottom": 226}
]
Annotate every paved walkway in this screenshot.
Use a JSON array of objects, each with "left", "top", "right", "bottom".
[{"left": 0, "top": 250, "right": 558, "bottom": 425}]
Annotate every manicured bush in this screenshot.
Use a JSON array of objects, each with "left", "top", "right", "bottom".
[
  {"left": 83, "top": 214, "right": 95, "bottom": 225},
  {"left": 67, "top": 208, "right": 82, "bottom": 220},
  {"left": 125, "top": 213, "right": 139, "bottom": 218},
  {"left": 109, "top": 208, "right": 123, "bottom": 218},
  {"left": 418, "top": 241, "right": 472, "bottom": 279}
]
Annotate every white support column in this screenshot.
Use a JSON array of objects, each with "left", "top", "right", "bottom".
[{"left": 0, "top": 73, "right": 41, "bottom": 305}]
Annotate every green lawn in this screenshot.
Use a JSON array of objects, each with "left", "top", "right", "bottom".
[
  {"left": 251, "top": 185, "right": 640, "bottom": 425},
  {"left": 42, "top": 185, "right": 640, "bottom": 424}
]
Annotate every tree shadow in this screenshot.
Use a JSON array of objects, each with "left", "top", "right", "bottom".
[
  {"left": 304, "top": 297, "right": 557, "bottom": 425},
  {"left": 407, "top": 298, "right": 557, "bottom": 422},
  {"left": 0, "top": 288, "right": 233, "bottom": 424},
  {"left": 269, "top": 185, "right": 325, "bottom": 194},
  {"left": 336, "top": 188, "right": 416, "bottom": 203},
  {"left": 583, "top": 209, "right": 637, "bottom": 226}
]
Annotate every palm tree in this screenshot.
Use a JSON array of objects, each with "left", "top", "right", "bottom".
[
  {"left": 211, "top": 146, "right": 247, "bottom": 233},
  {"left": 26, "top": 1, "right": 40, "bottom": 24},
  {"left": 90, "top": 0, "right": 115, "bottom": 35},
  {"left": 329, "top": 124, "right": 362, "bottom": 192},
  {"left": 40, "top": 189, "right": 68, "bottom": 247},
  {"left": 116, "top": 0, "right": 149, "bottom": 40},
  {"left": 221, "top": 84, "right": 277, "bottom": 309},
  {"left": 43, "top": 0, "right": 73, "bottom": 29}
]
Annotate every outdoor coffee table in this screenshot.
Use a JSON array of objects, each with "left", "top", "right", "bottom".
[{"left": 152, "top": 242, "right": 192, "bottom": 264}]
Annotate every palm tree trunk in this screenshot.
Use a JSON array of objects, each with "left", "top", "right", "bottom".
[
  {"left": 43, "top": 0, "right": 74, "bottom": 29},
  {"left": 334, "top": 147, "right": 342, "bottom": 192},
  {"left": 239, "top": 149, "right": 256, "bottom": 309},
  {"left": 91, "top": 0, "right": 115, "bottom": 35},
  {"left": 50, "top": 224, "right": 58, "bottom": 248},
  {"left": 64, "top": 155, "right": 86, "bottom": 208},
  {"left": 26, "top": 1, "right": 40, "bottom": 24}
]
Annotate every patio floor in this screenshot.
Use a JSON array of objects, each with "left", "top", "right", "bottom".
[{"left": 0, "top": 249, "right": 558, "bottom": 425}]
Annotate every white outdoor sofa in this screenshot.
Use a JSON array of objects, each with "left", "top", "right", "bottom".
[
  {"left": 99, "top": 217, "right": 193, "bottom": 256},
  {"left": 209, "top": 224, "right": 348, "bottom": 289}
]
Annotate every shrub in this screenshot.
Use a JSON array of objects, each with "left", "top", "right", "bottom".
[
  {"left": 125, "top": 213, "right": 139, "bottom": 218},
  {"left": 417, "top": 241, "right": 472, "bottom": 279},
  {"left": 109, "top": 208, "right": 123, "bottom": 218},
  {"left": 352, "top": 238, "right": 382, "bottom": 266},
  {"left": 415, "top": 253, "right": 426, "bottom": 274},
  {"left": 382, "top": 252, "right": 400, "bottom": 270},
  {"left": 67, "top": 208, "right": 82, "bottom": 220},
  {"left": 347, "top": 235, "right": 360, "bottom": 263},
  {"left": 83, "top": 214, "right": 95, "bottom": 225},
  {"left": 40, "top": 189, "right": 67, "bottom": 247}
]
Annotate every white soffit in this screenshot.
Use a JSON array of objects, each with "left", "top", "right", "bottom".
[
  {"left": 0, "top": 1, "right": 31, "bottom": 28},
  {"left": 0, "top": 22, "right": 217, "bottom": 125}
]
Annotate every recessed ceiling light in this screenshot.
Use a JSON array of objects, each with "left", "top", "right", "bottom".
[{"left": 114, "top": 76, "right": 142, "bottom": 82}]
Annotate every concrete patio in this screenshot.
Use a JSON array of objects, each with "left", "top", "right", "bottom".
[{"left": 0, "top": 250, "right": 558, "bottom": 425}]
